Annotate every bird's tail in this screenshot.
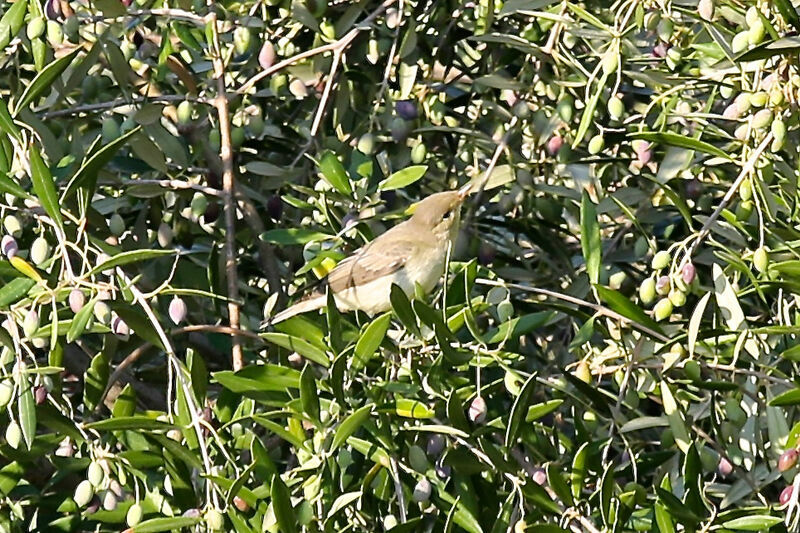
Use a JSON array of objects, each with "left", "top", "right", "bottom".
[{"left": 262, "top": 294, "right": 326, "bottom": 327}]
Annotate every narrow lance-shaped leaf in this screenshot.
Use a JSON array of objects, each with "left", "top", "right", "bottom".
[
  {"left": 318, "top": 151, "right": 352, "bottom": 195},
  {"left": 352, "top": 312, "right": 391, "bottom": 371},
  {"left": 28, "top": 145, "right": 63, "bottom": 232},
  {"left": 331, "top": 404, "right": 372, "bottom": 451},
  {"left": 378, "top": 165, "right": 428, "bottom": 191},
  {"left": 580, "top": 190, "right": 601, "bottom": 285},
  {"left": 16, "top": 373, "right": 36, "bottom": 450},
  {"left": 0, "top": 0, "right": 27, "bottom": 50},
  {"left": 270, "top": 474, "right": 298, "bottom": 533},
  {"left": 15, "top": 49, "right": 80, "bottom": 114},
  {"left": 62, "top": 125, "right": 142, "bottom": 200},
  {"left": 573, "top": 72, "right": 608, "bottom": 148}
]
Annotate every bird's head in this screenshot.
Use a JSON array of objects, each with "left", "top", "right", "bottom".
[{"left": 409, "top": 188, "right": 469, "bottom": 239}]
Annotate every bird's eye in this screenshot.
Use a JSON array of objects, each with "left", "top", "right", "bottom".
[{"left": 442, "top": 212, "right": 451, "bottom": 220}]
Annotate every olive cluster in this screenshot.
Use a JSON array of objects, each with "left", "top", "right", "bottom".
[{"left": 638, "top": 251, "right": 697, "bottom": 322}]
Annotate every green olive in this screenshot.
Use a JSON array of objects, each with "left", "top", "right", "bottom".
[
  {"left": 651, "top": 250, "right": 671, "bottom": 270},
  {"left": 557, "top": 94, "right": 574, "bottom": 123},
  {"left": 231, "top": 127, "right": 245, "bottom": 148},
  {"left": 739, "top": 179, "right": 752, "bottom": 201},
  {"left": 357, "top": 133, "right": 375, "bottom": 155},
  {"left": 731, "top": 31, "right": 750, "bottom": 54},
  {"left": 205, "top": 509, "right": 224, "bottom": 530},
  {"left": 101, "top": 118, "right": 120, "bottom": 143},
  {"left": 209, "top": 129, "right": 221, "bottom": 151},
  {"left": 588, "top": 134, "right": 605, "bottom": 155},
  {"left": 320, "top": 20, "right": 335, "bottom": 39},
  {"left": 0, "top": 381, "right": 12, "bottom": 409},
  {"left": 26, "top": 17, "right": 45, "bottom": 40},
  {"left": 608, "top": 96, "right": 624, "bottom": 120},
  {"left": 126, "top": 503, "right": 143, "bottom": 527},
  {"left": 752, "top": 108, "right": 773, "bottom": 129},
  {"left": 668, "top": 289, "right": 686, "bottom": 307},
  {"left": 735, "top": 199, "right": 753, "bottom": 221},
  {"left": 653, "top": 298, "right": 673, "bottom": 321},
  {"left": 177, "top": 101, "right": 194, "bottom": 124},
  {"left": 29, "top": 236, "right": 50, "bottom": 266},
  {"left": 684, "top": 359, "right": 701, "bottom": 381},
  {"left": 748, "top": 20, "right": 765, "bottom": 46},
  {"left": 73, "top": 480, "right": 94, "bottom": 508},
  {"left": 410, "top": 142, "right": 427, "bottom": 164},
  {"left": 233, "top": 27, "right": 252, "bottom": 56},
  {"left": 753, "top": 246, "right": 769, "bottom": 273},
  {"left": 408, "top": 444, "right": 429, "bottom": 473}
]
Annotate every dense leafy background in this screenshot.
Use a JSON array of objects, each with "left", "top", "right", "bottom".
[{"left": 2, "top": 0, "right": 800, "bottom": 531}]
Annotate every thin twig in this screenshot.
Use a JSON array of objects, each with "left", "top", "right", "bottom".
[
  {"left": 389, "top": 456, "right": 407, "bottom": 523},
  {"left": 119, "top": 271, "right": 222, "bottom": 507},
  {"left": 683, "top": 133, "right": 773, "bottom": 263},
  {"left": 173, "top": 324, "right": 264, "bottom": 342},
  {"left": 236, "top": 191, "right": 285, "bottom": 306},
  {"left": 476, "top": 278, "right": 671, "bottom": 343},
  {"left": 95, "top": 342, "right": 154, "bottom": 412},
  {"left": 79, "top": 7, "right": 208, "bottom": 25},
  {"left": 39, "top": 94, "right": 203, "bottom": 119},
  {"left": 237, "top": 0, "right": 397, "bottom": 95},
  {"left": 208, "top": 13, "right": 245, "bottom": 370},
  {"left": 122, "top": 179, "right": 224, "bottom": 197}
]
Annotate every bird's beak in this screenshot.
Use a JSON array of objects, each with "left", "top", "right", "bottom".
[{"left": 457, "top": 182, "right": 472, "bottom": 201}]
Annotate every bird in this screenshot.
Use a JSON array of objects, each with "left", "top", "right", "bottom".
[{"left": 267, "top": 187, "right": 470, "bottom": 324}]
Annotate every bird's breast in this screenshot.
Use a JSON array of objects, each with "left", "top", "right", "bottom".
[{"left": 332, "top": 241, "right": 448, "bottom": 315}]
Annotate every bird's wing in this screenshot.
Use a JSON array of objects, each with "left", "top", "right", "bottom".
[{"left": 327, "top": 237, "right": 420, "bottom": 293}]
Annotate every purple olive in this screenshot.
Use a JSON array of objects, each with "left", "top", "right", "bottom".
[
  {"left": 468, "top": 396, "right": 487, "bottom": 424},
  {"left": 652, "top": 42, "right": 668, "bottom": 58},
  {"left": 69, "top": 289, "right": 86, "bottom": 313},
  {"left": 718, "top": 456, "right": 733, "bottom": 477},
  {"left": 34, "top": 385, "right": 47, "bottom": 405},
  {"left": 44, "top": 0, "right": 61, "bottom": 19},
  {"left": 781, "top": 485, "right": 794, "bottom": 506},
  {"left": 686, "top": 178, "right": 702, "bottom": 199},
  {"left": 267, "top": 195, "right": 284, "bottom": 221},
  {"left": 258, "top": 41, "right": 276, "bottom": 69},
  {"left": 656, "top": 275, "right": 671, "bottom": 295},
  {"left": 779, "top": 449, "right": 799, "bottom": 472},
  {"left": 341, "top": 213, "right": 359, "bottom": 231},
  {"left": 1, "top": 235, "right": 18, "bottom": 258},
  {"left": 478, "top": 243, "right": 496, "bottom": 266},
  {"left": 426, "top": 435, "right": 445, "bottom": 457},
  {"left": 168, "top": 296, "right": 187, "bottom": 325},
  {"left": 435, "top": 459, "right": 451, "bottom": 479},
  {"left": 203, "top": 202, "right": 220, "bottom": 224},
  {"left": 681, "top": 263, "right": 696, "bottom": 284},
  {"left": 546, "top": 135, "right": 563, "bottom": 156},
  {"left": 85, "top": 496, "right": 101, "bottom": 514},
  {"left": 111, "top": 315, "right": 130, "bottom": 341},
  {"left": 396, "top": 100, "right": 418, "bottom": 120},
  {"left": 380, "top": 190, "right": 397, "bottom": 210}
]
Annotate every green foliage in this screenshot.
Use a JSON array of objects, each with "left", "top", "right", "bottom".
[{"left": 0, "top": 0, "right": 800, "bottom": 531}]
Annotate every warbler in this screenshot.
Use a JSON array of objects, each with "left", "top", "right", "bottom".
[{"left": 269, "top": 187, "right": 469, "bottom": 323}]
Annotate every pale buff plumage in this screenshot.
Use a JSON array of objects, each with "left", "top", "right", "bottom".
[{"left": 269, "top": 189, "right": 468, "bottom": 324}]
